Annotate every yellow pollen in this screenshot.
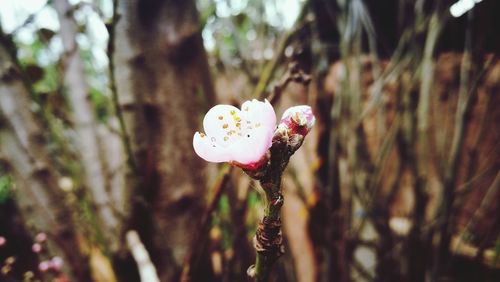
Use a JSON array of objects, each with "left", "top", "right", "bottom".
[
  {"left": 222, "top": 123, "right": 228, "bottom": 129},
  {"left": 224, "top": 137, "right": 229, "bottom": 141},
  {"left": 235, "top": 117, "right": 241, "bottom": 122},
  {"left": 218, "top": 116, "right": 223, "bottom": 120},
  {"left": 230, "top": 110, "right": 236, "bottom": 115},
  {"left": 200, "top": 133, "right": 206, "bottom": 137},
  {"left": 236, "top": 123, "right": 241, "bottom": 127}
]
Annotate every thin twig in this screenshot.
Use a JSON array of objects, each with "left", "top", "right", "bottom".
[
  {"left": 254, "top": 2, "right": 310, "bottom": 99},
  {"left": 453, "top": 172, "right": 500, "bottom": 257},
  {"left": 107, "top": 0, "right": 136, "bottom": 171},
  {"left": 248, "top": 63, "right": 312, "bottom": 281},
  {"left": 351, "top": 259, "right": 375, "bottom": 282},
  {"left": 267, "top": 61, "right": 312, "bottom": 105},
  {"left": 434, "top": 8, "right": 474, "bottom": 280}
]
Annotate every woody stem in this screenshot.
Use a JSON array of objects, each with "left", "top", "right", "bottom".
[{"left": 247, "top": 135, "right": 290, "bottom": 281}]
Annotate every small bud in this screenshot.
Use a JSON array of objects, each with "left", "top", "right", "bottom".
[
  {"left": 0, "top": 236, "right": 6, "bottom": 247},
  {"left": 35, "top": 232, "right": 47, "bottom": 243},
  {"left": 279, "top": 105, "right": 315, "bottom": 137},
  {"left": 32, "top": 243, "right": 42, "bottom": 253},
  {"left": 273, "top": 124, "right": 289, "bottom": 141}
]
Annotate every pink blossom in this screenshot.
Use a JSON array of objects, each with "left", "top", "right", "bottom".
[
  {"left": 0, "top": 236, "right": 6, "bottom": 247},
  {"left": 50, "top": 256, "right": 64, "bottom": 271},
  {"left": 38, "top": 261, "right": 51, "bottom": 272},
  {"left": 193, "top": 99, "right": 276, "bottom": 167},
  {"left": 279, "top": 105, "right": 315, "bottom": 136},
  {"left": 35, "top": 232, "right": 47, "bottom": 243},
  {"left": 32, "top": 243, "right": 42, "bottom": 253}
]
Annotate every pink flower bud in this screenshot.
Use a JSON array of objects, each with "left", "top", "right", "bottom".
[
  {"left": 0, "top": 236, "right": 6, "bottom": 247},
  {"left": 35, "top": 232, "right": 47, "bottom": 243},
  {"left": 50, "top": 256, "right": 64, "bottom": 271},
  {"left": 32, "top": 243, "right": 42, "bottom": 253},
  {"left": 38, "top": 261, "right": 51, "bottom": 272},
  {"left": 193, "top": 99, "right": 276, "bottom": 169},
  {"left": 279, "top": 105, "right": 315, "bottom": 136}
]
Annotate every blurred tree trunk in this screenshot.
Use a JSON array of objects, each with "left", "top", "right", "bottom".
[
  {"left": 112, "top": 0, "right": 215, "bottom": 280},
  {"left": 52, "top": 0, "right": 121, "bottom": 251},
  {"left": 0, "top": 36, "right": 91, "bottom": 281}
]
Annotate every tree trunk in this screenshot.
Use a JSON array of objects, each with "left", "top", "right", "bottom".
[
  {"left": 112, "top": 0, "right": 215, "bottom": 280},
  {"left": 52, "top": 0, "right": 121, "bottom": 252},
  {"left": 0, "top": 38, "right": 91, "bottom": 282}
]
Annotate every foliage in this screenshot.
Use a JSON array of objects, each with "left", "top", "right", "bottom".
[{"left": 0, "top": 175, "right": 12, "bottom": 204}]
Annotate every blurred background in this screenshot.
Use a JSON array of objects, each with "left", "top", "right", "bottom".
[{"left": 0, "top": 0, "right": 499, "bottom": 281}]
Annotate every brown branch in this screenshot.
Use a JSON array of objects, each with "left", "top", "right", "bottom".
[
  {"left": 267, "top": 62, "right": 312, "bottom": 105},
  {"left": 247, "top": 135, "right": 289, "bottom": 282},
  {"left": 254, "top": 2, "right": 310, "bottom": 99},
  {"left": 180, "top": 62, "right": 304, "bottom": 280},
  {"left": 248, "top": 66, "right": 312, "bottom": 281}
]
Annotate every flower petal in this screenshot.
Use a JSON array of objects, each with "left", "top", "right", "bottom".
[
  {"left": 203, "top": 104, "right": 242, "bottom": 147},
  {"left": 193, "top": 132, "right": 231, "bottom": 162},
  {"left": 281, "top": 105, "right": 315, "bottom": 131},
  {"left": 241, "top": 99, "right": 276, "bottom": 128},
  {"left": 229, "top": 126, "right": 273, "bottom": 164}
]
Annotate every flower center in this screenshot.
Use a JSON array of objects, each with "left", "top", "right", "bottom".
[{"left": 212, "top": 110, "right": 261, "bottom": 148}]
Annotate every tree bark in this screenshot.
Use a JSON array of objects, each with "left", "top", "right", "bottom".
[
  {"left": 112, "top": 0, "right": 214, "bottom": 280},
  {"left": 52, "top": 0, "right": 121, "bottom": 251},
  {"left": 0, "top": 38, "right": 91, "bottom": 281}
]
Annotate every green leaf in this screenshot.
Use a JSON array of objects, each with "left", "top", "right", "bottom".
[
  {"left": 0, "top": 175, "right": 13, "bottom": 203},
  {"left": 218, "top": 194, "right": 230, "bottom": 216}
]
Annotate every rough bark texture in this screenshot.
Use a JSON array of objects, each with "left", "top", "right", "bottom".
[
  {"left": 0, "top": 39, "right": 91, "bottom": 281},
  {"left": 112, "top": 0, "right": 214, "bottom": 280},
  {"left": 53, "top": 0, "right": 120, "bottom": 251}
]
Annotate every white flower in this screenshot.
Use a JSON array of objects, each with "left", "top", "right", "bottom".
[{"left": 193, "top": 99, "right": 276, "bottom": 166}]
